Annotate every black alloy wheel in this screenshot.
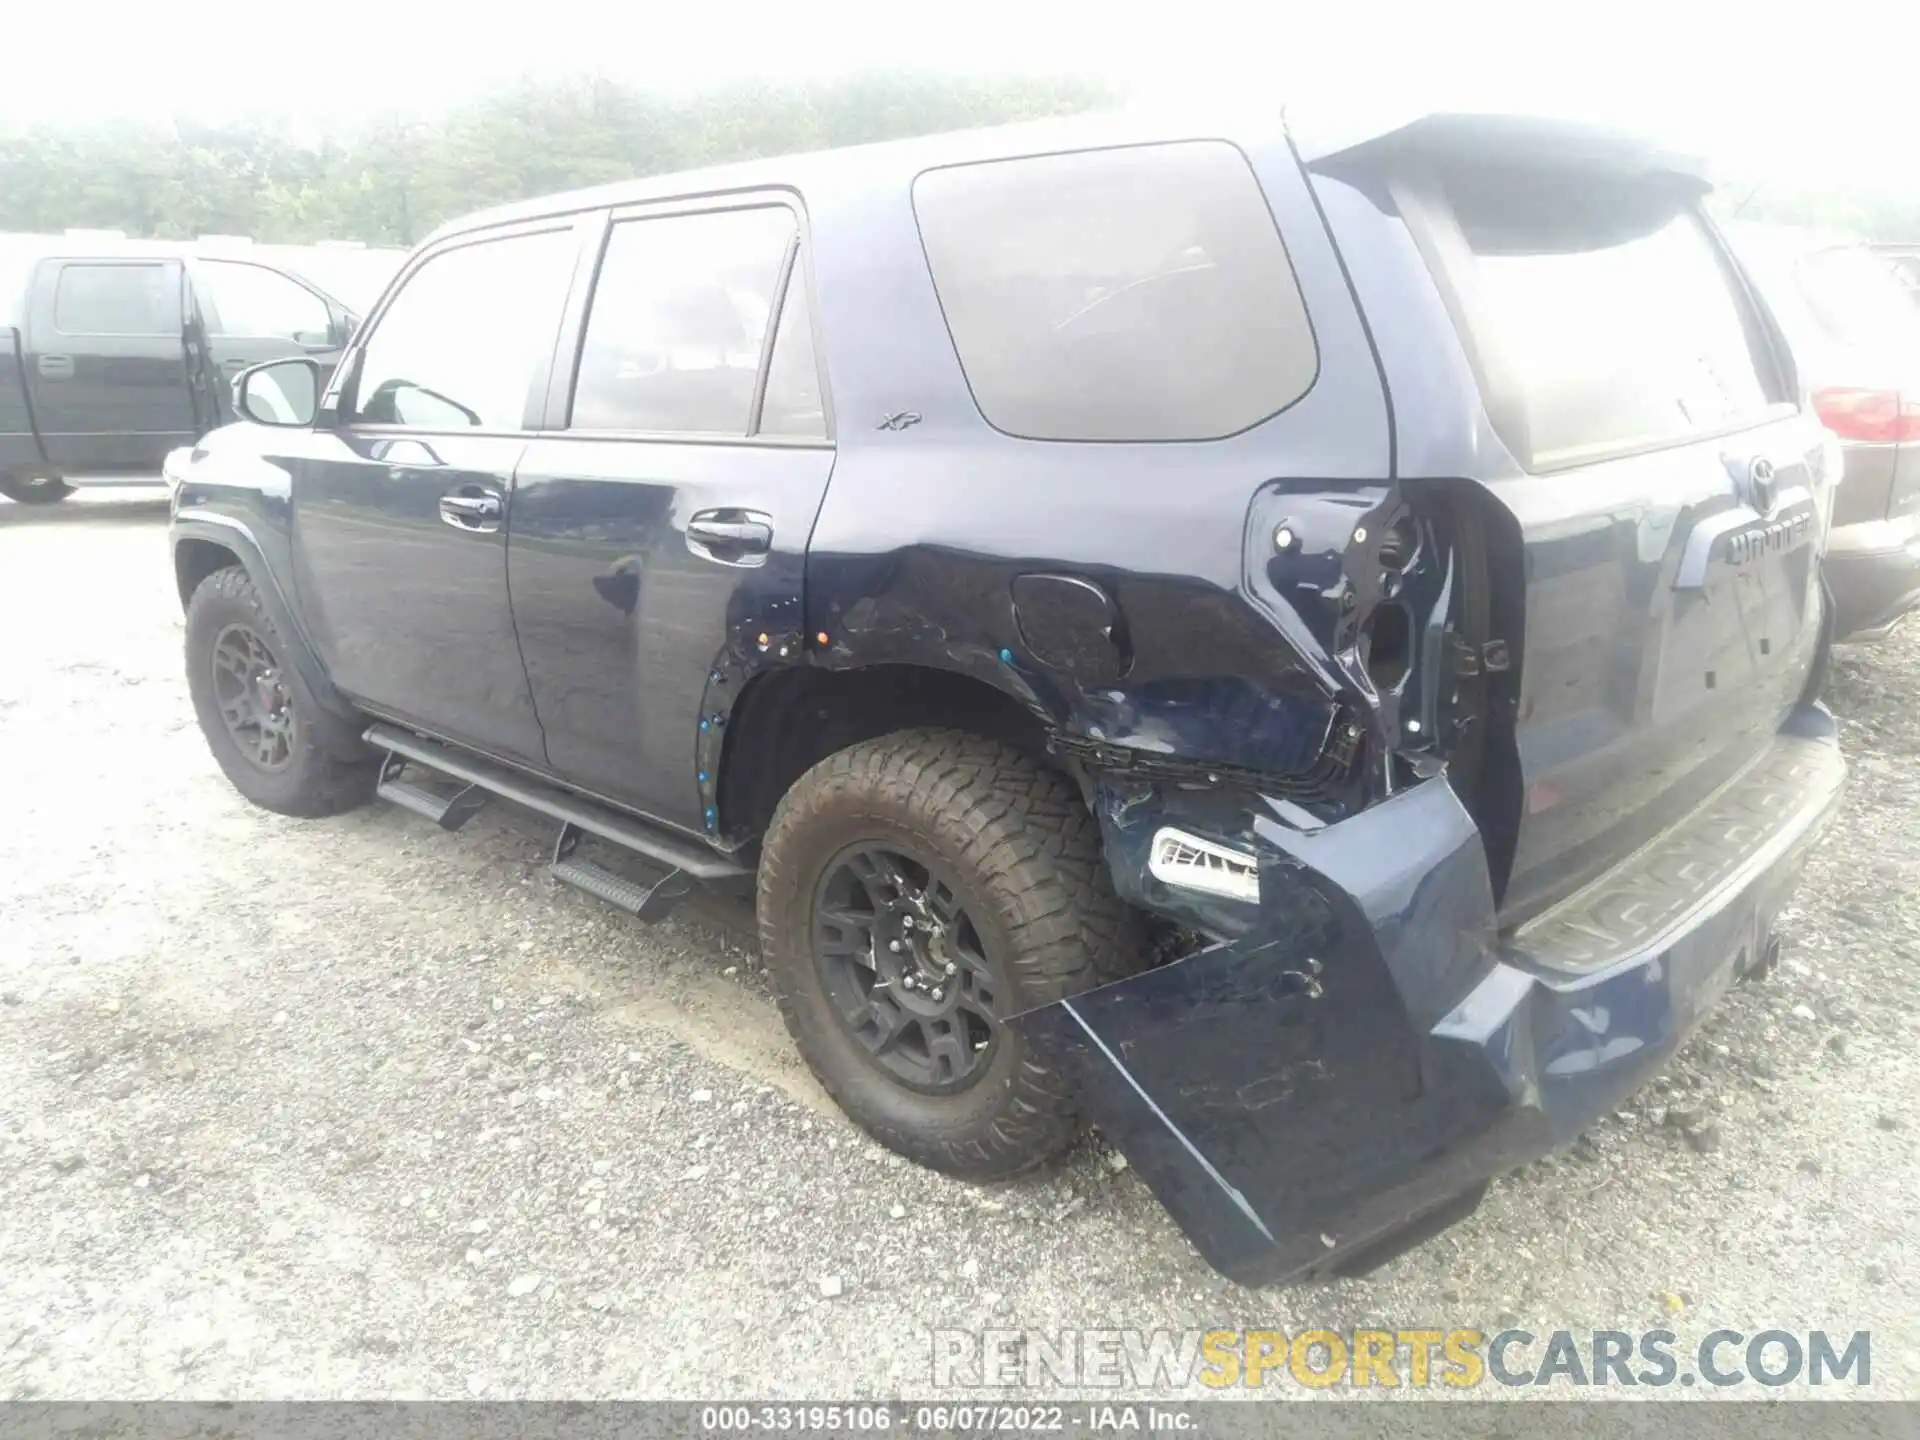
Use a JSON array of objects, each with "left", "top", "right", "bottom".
[
  {"left": 812, "top": 843, "right": 1003, "bottom": 1093},
  {"left": 210, "top": 621, "right": 296, "bottom": 773}
]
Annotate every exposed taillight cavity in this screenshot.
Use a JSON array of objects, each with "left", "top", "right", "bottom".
[{"left": 1812, "top": 387, "right": 1920, "bottom": 443}]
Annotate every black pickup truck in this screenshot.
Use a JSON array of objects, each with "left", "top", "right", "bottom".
[{"left": 0, "top": 243, "right": 364, "bottom": 503}]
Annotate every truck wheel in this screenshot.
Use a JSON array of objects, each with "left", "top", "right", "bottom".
[
  {"left": 184, "top": 565, "right": 376, "bottom": 816},
  {"left": 0, "top": 473, "right": 73, "bottom": 504},
  {"left": 758, "top": 729, "right": 1146, "bottom": 1180}
]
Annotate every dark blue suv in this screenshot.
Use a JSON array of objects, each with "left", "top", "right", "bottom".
[{"left": 167, "top": 107, "right": 1846, "bottom": 1285}]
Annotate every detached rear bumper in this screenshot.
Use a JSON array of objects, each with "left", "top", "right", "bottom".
[{"left": 1017, "top": 713, "right": 1845, "bottom": 1286}]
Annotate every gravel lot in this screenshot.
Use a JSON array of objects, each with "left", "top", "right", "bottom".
[{"left": 2, "top": 490, "right": 1916, "bottom": 1401}]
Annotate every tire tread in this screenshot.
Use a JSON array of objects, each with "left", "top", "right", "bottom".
[{"left": 757, "top": 728, "right": 1146, "bottom": 1180}]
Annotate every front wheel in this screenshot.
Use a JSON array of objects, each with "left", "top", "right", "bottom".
[
  {"left": 0, "top": 473, "right": 73, "bottom": 504},
  {"left": 757, "top": 729, "right": 1146, "bottom": 1179},
  {"left": 184, "top": 565, "right": 376, "bottom": 816}
]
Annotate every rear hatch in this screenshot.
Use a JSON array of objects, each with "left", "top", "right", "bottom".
[{"left": 1368, "top": 133, "right": 1835, "bottom": 924}]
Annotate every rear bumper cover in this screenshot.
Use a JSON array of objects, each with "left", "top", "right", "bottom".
[
  {"left": 1825, "top": 514, "right": 1920, "bottom": 641},
  {"left": 1017, "top": 711, "right": 1845, "bottom": 1286}
]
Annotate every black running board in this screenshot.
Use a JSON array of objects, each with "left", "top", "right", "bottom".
[
  {"left": 364, "top": 724, "right": 748, "bottom": 894},
  {"left": 376, "top": 753, "right": 488, "bottom": 830},
  {"left": 551, "top": 822, "right": 693, "bottom": 921}
]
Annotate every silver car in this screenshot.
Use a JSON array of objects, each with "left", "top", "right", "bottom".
[{"left": 1731, "top": 223, "right": 1920, "bottom": 639}]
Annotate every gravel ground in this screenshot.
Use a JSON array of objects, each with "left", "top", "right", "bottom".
[{"left": 2, "top": 490, "right": 1916, "bottom": 1401}]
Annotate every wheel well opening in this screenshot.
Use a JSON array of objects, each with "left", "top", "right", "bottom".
[
  {"left": 718, "top": 665, "right": 1059, "bottom": 843},
  {"left": 175, "top": 539, "right": 240, "bottom": 609}
]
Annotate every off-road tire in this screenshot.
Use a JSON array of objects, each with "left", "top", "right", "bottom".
[
  {"left": 0, "top": 473, "right": 74, "bottom": 504},
  {"left": 758, "top": 728, "right": 1147, "bottom": 1179},
  {"left": 185, "top": 564, "right": 377, "bottom": 816}
]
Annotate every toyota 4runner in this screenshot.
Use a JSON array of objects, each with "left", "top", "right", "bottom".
[{"left": 167, "top": 107, "right": 1846, "bottom": 1286}]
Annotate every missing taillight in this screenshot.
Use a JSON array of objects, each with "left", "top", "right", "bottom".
[
  {"left": 1377, "top": 515, "right": 1419, "bottom": 572},
  {"left": 1363, "top": 601, "right": 1413, "bottom": 694}
]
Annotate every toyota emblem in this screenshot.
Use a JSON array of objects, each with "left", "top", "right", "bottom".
[{"left": 1746, "top": 456, "right": 1778, "bottom": 517}]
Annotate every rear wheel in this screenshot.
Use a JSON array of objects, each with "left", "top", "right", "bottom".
[
  {"left": 0, "top": 473, "right": 73, "bottom": 504},
  {"left": 184, "top": 565, "right": 376, "bottom": 816},
  {"left": 757, "top": 729, "right": 1146, "bottom": 1179}
]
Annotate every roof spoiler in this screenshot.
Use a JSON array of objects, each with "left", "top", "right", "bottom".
[{"left": 1291, "top": 111, "right": 1712, "bottom": 193}]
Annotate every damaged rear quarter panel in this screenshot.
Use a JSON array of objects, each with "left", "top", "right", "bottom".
[{"left": 800, "top": 127, "right": 1404, "bottom": 813}]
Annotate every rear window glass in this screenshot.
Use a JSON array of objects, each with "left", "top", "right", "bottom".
[
  {"left": 1451, "top": 173, "right": 1778, "bottom": 468},
  {"left": 53, "top": 263, "right": 177, "bottom": 336},
  {"left": 914, "top": 142, "right": 1317, "bottom": 442}
]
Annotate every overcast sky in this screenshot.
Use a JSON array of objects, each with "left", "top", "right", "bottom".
[{"left": 8, "top": 0, "right": 1914, "bottom": 191}]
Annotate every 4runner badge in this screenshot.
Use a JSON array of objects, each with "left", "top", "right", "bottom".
[{"left": 1672, "top": 457, "right": 1814, "bottom": 590}]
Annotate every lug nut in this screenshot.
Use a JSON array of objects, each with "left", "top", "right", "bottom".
[
  {"left": 931, "top": 988, "right": 944, "bottom": 1001},
  {"left": 943, "top": 961, "right": 956, "bottom": 975},
  {"left": 901, "top": 975, "right": 915, "bottom": 989},
  {"left": 901, "top": 916, "right": 914, "bottom": 930},
  {"left": 888, "top": 939, "right": 902, "bottom": 953}
]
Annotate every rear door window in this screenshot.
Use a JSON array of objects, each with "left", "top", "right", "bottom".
[
  {"left": 350, "top": 228, "right": 578, "bottom": 430},
  {"left": 1449, "top": 173, "right": 1782, "bottom": 467},
  {"left": 53, "top": 263, "right": 178, "bottom": 336},
  {"left": 570, "top": 207, "right": 797, "bottom": 436},
  {"left": 913, "top": 141, "right": 1318, "bottom": 442},
  {"left": 756, "top": 265, "right": 827, "bottom": 439}
]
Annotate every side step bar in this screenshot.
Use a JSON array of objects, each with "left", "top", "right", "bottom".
[
  {"left": 551, "top": 822, "right": 693, "bottom": 921},
  {"left": 376, "top": 752, "right": 488, "bottom": 830},
  {"left": 365, "top": 724, "right": 748, "bottom": 923}
]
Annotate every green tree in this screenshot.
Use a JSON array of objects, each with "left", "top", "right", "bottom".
[{"left": 0, "top": 70, "right": 1122, "bottom": 245}]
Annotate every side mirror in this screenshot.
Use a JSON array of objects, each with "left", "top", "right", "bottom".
[{"left": 234, "top": 356, "right": 323, "bottom": 428}]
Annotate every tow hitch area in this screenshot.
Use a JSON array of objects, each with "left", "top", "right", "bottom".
[{"left": 1016, "top": 721, "right": 1844, "bottom": 1286}]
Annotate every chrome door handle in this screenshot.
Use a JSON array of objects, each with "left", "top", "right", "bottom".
[
  {"left": 685, "top": 510, "right": 772, "bottom": 566},
  {"left": 439, "top": 491, "right": 502, "bottom": 532}
]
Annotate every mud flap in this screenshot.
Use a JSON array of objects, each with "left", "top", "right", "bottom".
[{"left": 1014, "top": 775, "right": 1527, "bottom": 1285}]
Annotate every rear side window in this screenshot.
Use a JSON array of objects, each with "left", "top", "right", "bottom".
[
  {"left": 1449, "top": 173, "right": 1780, "bottom": 467},
  {"left": 913, "top": 142, "right": 1317, "bottom": 442},
  {"left": 54, "top": 263, "right": 178, "bottom": 336},
  {"left": 351, "top": 228, "right": 578, "bottom": 430},
  {"left": 571, "top": 207, "right": 797, "bottom": 435}
]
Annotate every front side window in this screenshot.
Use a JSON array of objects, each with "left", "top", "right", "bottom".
[
  {"left": 570, "top": 207, "right": 797, "bottom": 435},
  {"left": 54, "top": 263, "right": 177, "bottom": 336},
  {"left": 913, "top": 142, "right": 1319, "bottom": 442},
  {"left": 1451, "top": 172, "right": 1780, "bottom": 467},
  {"left": 351, "top": 228, "right": 578, "bottom": 430},
  {"left": 201, "top": 260, "right": 332, "bottom": 341}
]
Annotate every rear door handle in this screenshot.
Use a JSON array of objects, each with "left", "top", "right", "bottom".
[
  {"left": 439, "top": 490, "right": 503, "bottom": 533},
  {"left": 36, "top": 354, "right": 73, "bottom": 380},
  {"left": 686, "top": 510, "right": 773, "bottom": 565}
]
